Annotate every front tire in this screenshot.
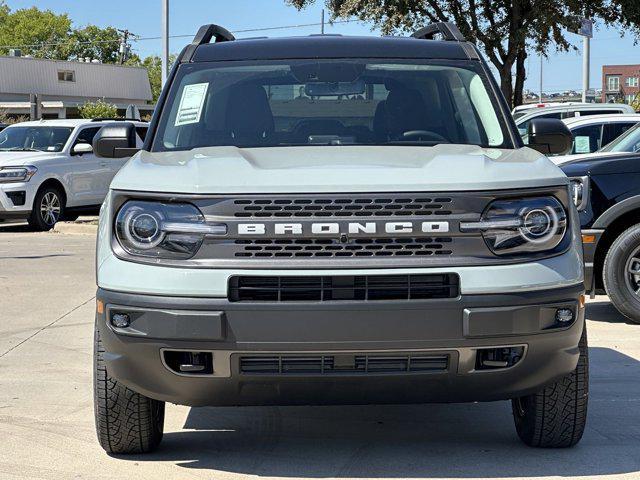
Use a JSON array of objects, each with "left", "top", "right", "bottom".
[
  {"left": 28, "top": 186, "right": 64, "bottom": 231},
  {"left": 511, "top": 325, "right": 588, "bottom": 448},
  {"left": 603, "top": 224, "right": 640, "bottom": 324},
  {"left": 94, "top": 322, "right": 165, "bottom": 454}
]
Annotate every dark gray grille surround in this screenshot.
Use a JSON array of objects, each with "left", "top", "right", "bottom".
[{"left": 110, "top": 187, "right": 573, "bottom": 269}]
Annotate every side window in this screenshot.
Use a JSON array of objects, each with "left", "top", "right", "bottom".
[
  {"left": 74, "top": 127, "right": 101, "bottom": 146},
  {"left": 571, "top": 124, "right": 603, "bottom": 154},
  {"left": 602, "top": 122, "right": 638, "bottom": 147},
  {"left": 577, "top": 109, "right": 623, "bottom": 117}
]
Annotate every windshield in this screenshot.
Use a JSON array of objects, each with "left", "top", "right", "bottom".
[
  {"left": 600, "top": 123, "right": 640, "bottom": 153},
  {"left": 152, "top": 59, "right": 509, "bottom": 151},
  {"left": 0, "top": 126, "right": 73, "bottom": 152}
]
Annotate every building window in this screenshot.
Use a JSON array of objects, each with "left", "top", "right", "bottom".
[
  {"left": 626, "top": 94, "right": 637, "bottom": 104},
  {"left": 607, "top": 75, "right": 620, "bottom": 92},
  {"left": 57, "top": 70, "right": 75, "bottom": 82},
  {"left": 626, "top": 77, "right": 639, "bottom": 88}
]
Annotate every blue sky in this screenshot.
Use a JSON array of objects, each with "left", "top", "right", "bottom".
[{"left": 3, "top": 0, "right": 639, "bottom": 93}]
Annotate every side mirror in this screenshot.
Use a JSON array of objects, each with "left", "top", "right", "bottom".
[
  {"left": 93, "top": 123, "right": 139, "bottom": 158},
  {"left": 526, "top": 118, "right": 572, "bottom": 155},
  {"left": 72, "top": 143, "right": 93, "bottom": 155}
]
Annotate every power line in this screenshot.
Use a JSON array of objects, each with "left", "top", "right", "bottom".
[{"left": 0, "top": 19, "right": 358, "bottom": 51}]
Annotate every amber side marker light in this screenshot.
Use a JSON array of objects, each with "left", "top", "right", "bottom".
[
  {"left": 582, "top": 234, "right": 596, "bottom": 244},
  {"left": 579, "top": 294, "right": 586, "bottom": 309},
  {"left": 96, "top": 299, "right": 104, "bottom": 315}
]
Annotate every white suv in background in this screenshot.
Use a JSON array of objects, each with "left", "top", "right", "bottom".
[
  {"left": 515, "top": 103, "right": 635, "bottom": 137},
  {"left": 0, "top": 119, "right": 147, "bottom": 230}
]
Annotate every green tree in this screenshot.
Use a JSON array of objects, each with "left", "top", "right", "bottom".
[
  {"left": 127, "top": 54, "right": 176, "bottom": 102},
  {"left": 65, "top": 25, "right": 121, "bottom": 63},
  {"left": 287, "top": 0, "right": 640, "bottom": 108},
  {"left": 78, "top": 99, "right": 118, "bottom": 119},
  {"left": 0, "top": 6, "right": 71, "bottom": 59}
]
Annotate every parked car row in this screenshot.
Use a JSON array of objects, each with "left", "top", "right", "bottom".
[
  {"left": 0, "top": 118, "right": 147, "bottom": 230},
  {"left": 514, "top": 102, "right": 640, "bottom": 323}
]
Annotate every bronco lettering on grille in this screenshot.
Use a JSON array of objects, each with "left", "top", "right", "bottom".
[{"left": 237, "top": 221, "right": 449, "bottom": 236}]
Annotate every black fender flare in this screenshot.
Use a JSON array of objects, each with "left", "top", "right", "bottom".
[{"left": 592, "top": 195, "right": 640, "bottom": 229}]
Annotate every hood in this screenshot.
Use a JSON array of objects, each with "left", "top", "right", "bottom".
[
  {"left": 551, "top": 151, "right": 630, "bottom": 166},
  {"left": 110, "top": 144, "right": 569, "bottom": 194},
  {"left": 0, "top": 151, "right": 62, "bottom": 167}
]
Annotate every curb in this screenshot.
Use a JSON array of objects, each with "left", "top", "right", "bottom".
[{"left": 54, "top": 222, "right": 98, "bottom": 235}]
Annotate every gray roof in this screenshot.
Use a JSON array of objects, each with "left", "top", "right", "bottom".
[{"left": 0, "top": 56, "right": 152, "bottom": 101}]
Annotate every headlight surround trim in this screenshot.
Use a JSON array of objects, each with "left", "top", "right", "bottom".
[
  {"left": 461, "top": 195, "right": 569, "bottom": 256},
  {"left": 569, "top": 176, "right": 590, "bottom": 211},
  {"left": 0, "top": 165, "right": 37, "bottom": 183},
  {"left": 114, "top": 200, "right": 226, "bottom": 260}
]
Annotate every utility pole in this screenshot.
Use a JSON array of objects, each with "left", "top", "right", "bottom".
[
  {"left": 117, "top": 29, "right": 134, "bottom": 64},
  {"left": 321, "top": 9, "right": 325, "bottom": 34},
  {"left": 539, "top": 55, "right": 543, "bottom": 103},
  {"left": 579, "top": 19, "right": 593, "bottom": 103},
  {"left": 582, "top": 35, "right": 590, "bottom": 102},
  {"left": 162, "top": 0, "right": 169, "bottom": 87}
]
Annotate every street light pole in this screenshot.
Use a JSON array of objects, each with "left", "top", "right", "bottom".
[
  {"left": 582, "top": 35, "right": 590, "bottom": 103},
  {"left": 161, "top": 0, "right": 169, "bottom": 87},
  {"left": 539, "top": 55, "right": 543, "bottom": 103}
]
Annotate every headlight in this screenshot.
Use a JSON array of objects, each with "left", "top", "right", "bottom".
[
  {"left": 0, "top": 166, "right": 37, "bottom": 183},
  {"left": 114, "top": 200, "right": 227, "bottom": 259},
  {"left": 569, "top": 176, "right": 589, "bottom": 210},
  {"left": 460, "top": 196, "right": 568, "bottom": 255}
]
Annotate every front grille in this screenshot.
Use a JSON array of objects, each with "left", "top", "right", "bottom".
[
  {"left": 239, "top": 353, "right": 449, "bottom": 375},
  {"left": 228, "top": 274, "right": 459, "bottom": 302},
  {"left": 234, "top": 237, "right": 453, "bottom": 258},
  {"left": 233, "top": 196, "right": 453, "bottom": 218}
]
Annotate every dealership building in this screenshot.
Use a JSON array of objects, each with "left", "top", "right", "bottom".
[{"left": 0, "top": 53, "right": 154, "bottom": 119}]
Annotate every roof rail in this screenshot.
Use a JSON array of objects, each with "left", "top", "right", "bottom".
[
  {"left": 90, "top": 118, "right": 141, "bottom": 122},
  {"left": 411, "top": 22, "right": 466, "bottom": 42},
  {"left": 180, "top": 24, "right": 235, "bottom": 63}
]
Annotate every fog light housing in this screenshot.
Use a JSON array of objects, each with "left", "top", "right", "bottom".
[
  {"left": 555, "top": 308, "right": 574, "bottom": 324},
  {"left": 111, "top": 313, "right": 131, "bottom": 328}
]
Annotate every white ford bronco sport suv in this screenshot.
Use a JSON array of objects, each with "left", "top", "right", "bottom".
[
  {"left": 92, "top": 23, "right": 587, "bottom": 454},
  {"left": 0, "top": 118, "right": 147, "bottom": 230}
]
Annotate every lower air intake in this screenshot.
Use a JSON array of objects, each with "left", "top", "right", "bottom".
[
  {"left": 228, "top": 273, "right": 459, "bottom": 302},
  {"left": 239, "top": 353, "right": 449, "bottom": 375}
]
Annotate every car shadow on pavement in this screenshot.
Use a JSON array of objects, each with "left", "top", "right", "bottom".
[
  {"left": 586, "top": 300, "right": 638, "bottom": 325},
  {"left": 0, "top": 222, "right": 30, "bottom": 232},
  {"left": 124, "top": 346, "right": 640, "bottom": 478}
]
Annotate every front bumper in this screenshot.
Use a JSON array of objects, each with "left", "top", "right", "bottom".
[
  {"left": 96, "top": 284, "right": 585, "bottom": 407},
  {"left": 0, "top": 181, "right": 33, "bottom": 218}
]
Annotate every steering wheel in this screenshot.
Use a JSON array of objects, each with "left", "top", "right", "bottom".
[{"left": 400, "top": 130, "right": 449, "bottom": 143}]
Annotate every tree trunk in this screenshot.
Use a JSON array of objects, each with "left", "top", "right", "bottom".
[
  {"left": 513, "top": 48, "right": 527, "bottom": 108},
  {"left": 498, "top": 63, "right": 515, "bottom": 109}
]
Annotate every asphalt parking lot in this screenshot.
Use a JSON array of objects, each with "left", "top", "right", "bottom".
[{"left": 1, "top": 223, "right": 640, "bottom": 480}]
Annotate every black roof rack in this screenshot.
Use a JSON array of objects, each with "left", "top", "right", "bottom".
[
  {"left": 180, "top": 24, "right": 235, "bottom": 63},
  {"left": 411, "top": 22, "right": 466, "bottom": 42}
]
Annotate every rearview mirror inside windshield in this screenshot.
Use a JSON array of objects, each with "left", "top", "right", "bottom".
[{"left": 305, "top": 79, "right": 365, "bottom": 97}]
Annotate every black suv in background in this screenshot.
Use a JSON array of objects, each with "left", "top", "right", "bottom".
[{"left": 562, "top": 152, "right": 640, "bottom": 323}]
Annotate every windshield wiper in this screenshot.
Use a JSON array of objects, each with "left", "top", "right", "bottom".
[{"left": 3, "top": 147, "right": 41, "bottom": 152}]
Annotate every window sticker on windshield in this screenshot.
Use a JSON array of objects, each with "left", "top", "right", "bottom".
[
  {"left": 574, "top": 136, "right": 591, "bottom": 153},
  {"left": 175, "top": 83, "right": 208, "bottom": 126}
]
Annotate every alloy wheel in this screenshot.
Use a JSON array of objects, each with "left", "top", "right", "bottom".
[{"left": 40, "top": 192, "right": 61, "bottom": 226}]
